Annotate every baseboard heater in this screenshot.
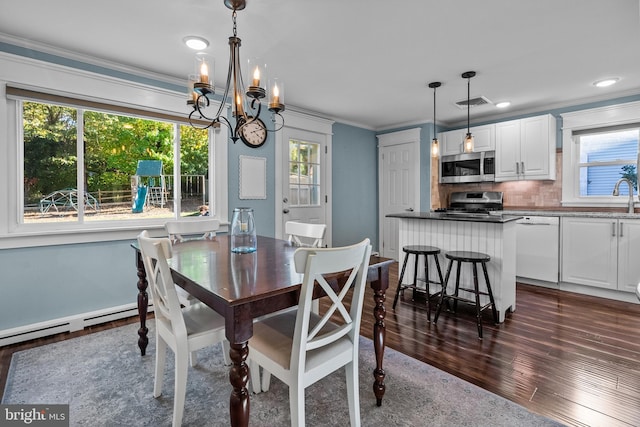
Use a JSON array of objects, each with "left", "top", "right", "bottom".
[{"left": 0, "top": 303, "right": 153, "bottom": 347}]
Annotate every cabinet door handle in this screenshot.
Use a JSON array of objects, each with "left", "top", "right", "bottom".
[
  {"left": 620, "top": 222, "right": 624, "bottom": 237},
  {"left": 612, "top": 221, "right": 616, "bottom": 237},
  {"left": 516, "top": 162, "right": 520, "bottom": 174},
  {"left": 521, "top": 161, "right": 525, "bottom": 174}
]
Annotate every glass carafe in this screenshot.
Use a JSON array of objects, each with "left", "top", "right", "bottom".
[{"left": 230, "top": 207, "right": 257, "bottom": 253}]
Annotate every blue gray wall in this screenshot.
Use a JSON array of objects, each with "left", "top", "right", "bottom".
[
  {"left": 227, "top": 126, "right": 277, "bottom": 238},
  {"left": 331, "top": 123, "right": 378, "bottom": 248}
]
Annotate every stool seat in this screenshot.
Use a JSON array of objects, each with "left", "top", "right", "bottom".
[
  {"left": 392, "top": 245, "right": 445, "bottom": 319},
  {"left": 404, "top": 245, "right": 441, "bottom": 255},
  {"left": 434, "top": 250, "right": 497, "bottom": 339},
  {"left": 445, "top": 251, "right": 490, "bottom": 263}
]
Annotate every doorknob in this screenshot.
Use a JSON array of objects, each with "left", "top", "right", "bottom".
[
  {"left": 406, "top": 208, "right": 414, "bottom": 212},
  {"left": 283, "top": 209, "right": 290, "bottom": 214},
  {"left": 283, "top": 197, "right": 288, "bottom": 203}
]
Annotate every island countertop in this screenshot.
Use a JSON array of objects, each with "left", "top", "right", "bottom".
[{"left": 387, "top": 211, "right": 523, "bottom": 223}]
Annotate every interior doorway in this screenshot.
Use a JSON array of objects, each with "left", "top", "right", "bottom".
[{"left": 377, "top": 128, "right": 421, "bottom": 260}]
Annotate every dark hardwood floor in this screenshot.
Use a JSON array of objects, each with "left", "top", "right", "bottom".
[
  {"left": 2, "top": 262, "right": 640, "bottom": 426},
  {"left": 359, "top": 263, "right": 640, "bottom": 427}
]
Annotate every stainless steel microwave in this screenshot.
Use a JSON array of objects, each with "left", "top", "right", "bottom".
[{"left": 439, "top": 151, "right": 495, "bottom": 183}]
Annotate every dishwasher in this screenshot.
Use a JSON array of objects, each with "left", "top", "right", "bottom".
[{"left": 516, "top": 216, "right": 560, "bottom": 283}]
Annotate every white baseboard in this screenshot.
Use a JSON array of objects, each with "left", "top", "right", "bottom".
[
  {"left": 517, "top": 276, "right": 640, "bottom": 305},
  {"left": 0, "top": 303, "right": 153, "bottom": 347}
]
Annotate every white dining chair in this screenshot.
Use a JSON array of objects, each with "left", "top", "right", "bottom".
[
  {"left": 248, "top": 238, "right": 372, "bottom": 427},
  {"left": 165, "top": 217, "right": 220, "bottom": 243},
  {"left": 137, "top": 230, "right": 228, "bottom": 427},
  {"left": 285, "top": 221, "right": 326, "bottom": 248}
]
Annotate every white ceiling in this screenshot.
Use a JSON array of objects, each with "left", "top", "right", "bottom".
[{"left": 1, "top": 0, "right": 640, "bottom": 130}]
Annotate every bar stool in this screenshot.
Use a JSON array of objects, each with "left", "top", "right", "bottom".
[
  {"left": 433, "top": 250, "right": 498, "bottom": 339},
  {"left": 392, "top": 245, "right": 445, "bottom": 320}
]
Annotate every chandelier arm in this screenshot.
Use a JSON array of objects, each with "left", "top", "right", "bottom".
[
  {"left": 269, "top": 112, "right": 285, "bottom": 132},
  {"left": 189, "top": 108, "right": 218, "bottom": 130}
]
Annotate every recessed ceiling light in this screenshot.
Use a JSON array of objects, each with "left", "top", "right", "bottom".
[
  {"left": 593, "top": 78, "right": 619, "bottom": 88},
  {"left": 496, "top": 101, "right": 511, "bottom": 108},
  {"left": 183, "top": 36, "right": 209, "bottom": 50}
]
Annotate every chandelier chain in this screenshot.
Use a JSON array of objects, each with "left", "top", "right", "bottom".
[{"left": 232, "top": 10, "right": 237, "bottom": 36}]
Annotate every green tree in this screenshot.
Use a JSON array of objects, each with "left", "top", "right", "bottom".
[{"left": 23, "top": 102, "right": 77, "bottom": 203}]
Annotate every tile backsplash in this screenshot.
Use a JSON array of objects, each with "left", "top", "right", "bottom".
[{"left": 431, "top": 150, "right": 636, "bottom": 213}]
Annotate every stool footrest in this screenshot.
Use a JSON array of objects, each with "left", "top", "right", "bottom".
[
  {"left": 455, "top": 287, "right": 491, "bottom": 297},
  {"left": 442, "top": 295, "right": 494, "bottom": 312}
]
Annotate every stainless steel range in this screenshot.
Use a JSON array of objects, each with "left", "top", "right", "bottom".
[{"left": 437, "top": 191, "right": 504, "bottom": 214}]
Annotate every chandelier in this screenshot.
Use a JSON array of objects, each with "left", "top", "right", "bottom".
[{"left": 187, "top": 0, "right": 285, "bottom": 143}]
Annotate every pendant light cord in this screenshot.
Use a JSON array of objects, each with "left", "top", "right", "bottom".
[{"left": 467, "top": 76, "right": 470, "bottom": 134}]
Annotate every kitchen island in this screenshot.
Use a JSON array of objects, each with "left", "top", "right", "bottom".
[{"left": 387, "top": 211, "right": 522, "bottom": 322}]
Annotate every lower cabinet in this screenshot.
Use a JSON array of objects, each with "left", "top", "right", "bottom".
[{"left": 561, "top": 217, "right": 640, "bottom": 292}]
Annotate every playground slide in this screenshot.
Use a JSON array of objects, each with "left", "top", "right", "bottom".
[{"left": 132, "top": 186, "right": 148, "bottom": 213}]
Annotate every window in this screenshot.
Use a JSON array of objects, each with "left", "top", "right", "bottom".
[
  {"left": 0, "top": 55, "right": 228, "bottom": 247},
  {"left": 576, "top": 128, "right": 639, "bottom": 196},
  {"left": 21, "top": 100, "right": 210, "bottom": 224},
  {"left": 561, "top": 101, "right": 640, "bottom": 207}
]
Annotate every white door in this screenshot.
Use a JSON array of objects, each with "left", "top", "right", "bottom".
[
  {"left": 378, "top": 128, "right": 420, "bottom": 260},
  {"left": 281, "top": 127, "right": 327, "bottom": 238}
]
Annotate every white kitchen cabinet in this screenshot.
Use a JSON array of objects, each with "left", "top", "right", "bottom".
[
  {"left": 439, "top": 124, "right": 495, "bottom": 156},
  {"left": 439, "top": 128, "right": 466, "bottom": 156},
  {"left": 561, "top": 217, "right": 640, "bottom": 292},
  {"left": 617, "top": 219, "right": 640, "bottom": 292},
  {"left": 495, "top": 114, "right": 556, "bottom": 181}
]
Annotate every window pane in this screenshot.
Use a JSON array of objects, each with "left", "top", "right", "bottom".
[
  {"left": 578, "top": 129, "right": 639, "bottom": 196},
  {"left": 23, "top": 102, "right": 78, "bottom": 223},
  {"left": 288, "top": 139, "right": 321, "bottom": 207},
  {"left": 580, "top": 164, "right": 637, "bottom": 196},
  {"left": 179, "top": 125, "right": 209, "bottom": 216},
  {"left": 83, "top": 111, "right": 174, "bottom": 221},
  {"left": 309, "top": 184, "right": 320, "bottom": 205}
]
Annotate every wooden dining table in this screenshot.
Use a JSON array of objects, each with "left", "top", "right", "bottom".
[{"left": 132, "top": 234, "right": 393, "bottom": 426}]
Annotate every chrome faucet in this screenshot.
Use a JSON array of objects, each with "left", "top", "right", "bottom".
[{"left": 612, "top": 178, "right": 635, "bottom": 214}]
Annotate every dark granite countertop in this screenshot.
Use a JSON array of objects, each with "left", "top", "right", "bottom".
[
  {"left": 387, "top": 211, "right": 523, "bottom": 223},
  {"left": 501, "top": 209, "right": 640, "bottom": 219}
]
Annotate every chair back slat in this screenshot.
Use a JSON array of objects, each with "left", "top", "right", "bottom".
[
  {"left": 285, "top": 221, "right": 326, "bottom": 247},
  {"left": 165, "top": 218, "right": 220, "bottom": 243}
]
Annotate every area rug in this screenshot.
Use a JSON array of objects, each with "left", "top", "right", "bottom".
[{"left": 3, "top": 321, "right": 564, "bottom": 426}]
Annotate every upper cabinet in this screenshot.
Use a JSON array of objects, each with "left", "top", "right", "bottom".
[
  {"left": 439, "top": 124, "right": 495, "bottom": 156},
  {"left": 495, "top": 114, "right": 557, "bottom": 181}
]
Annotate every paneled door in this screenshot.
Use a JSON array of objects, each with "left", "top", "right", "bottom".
[
  {"left": 378, "top": 128, "right": 420, "bottom": 260},
  {"left": 281, "top": 127, "right": 327, "bottom": 238}
]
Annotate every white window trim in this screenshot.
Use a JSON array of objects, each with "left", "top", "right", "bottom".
[
  {"left": 561, "top": 101, "right": 640, "bottom": 207},
  {"left": 0, "top": 52, "right": 228, "bottom": 248}
]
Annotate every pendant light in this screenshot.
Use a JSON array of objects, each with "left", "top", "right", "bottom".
[
  {"left": 462, "top": 71, "right": 476, "bottom": 153},
  {"left": 428, "top": 82, "right": 441, "bottom": 158}
]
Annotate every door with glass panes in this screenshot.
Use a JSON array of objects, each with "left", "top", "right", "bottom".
[{"left": 281, "top": 128, "right": 326, "bottom": 243}]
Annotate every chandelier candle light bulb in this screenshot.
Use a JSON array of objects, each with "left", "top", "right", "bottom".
[
  {"left": 252, "top": 66, "right": 260, "bottom": 87},
  {"left": 269, "top": 78, "right": 284, "bottom": 112}
]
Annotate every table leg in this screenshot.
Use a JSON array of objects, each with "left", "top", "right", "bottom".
[
  {"left": 135, "top": 251, "right": 149, "bottom": 356},
  {"left": 229, "top": 342, "right": 250, "bottom": 427},
  {"left": 370, "top": 263, "right": 389, "bottom": 407},
  {"left": 372, "top": 286, "right": 387, "bottom": 406}
]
